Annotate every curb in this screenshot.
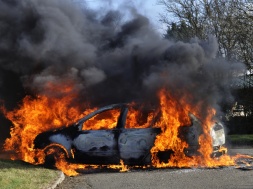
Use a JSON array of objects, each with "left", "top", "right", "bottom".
[{"left": 47, "top": 171, "right": 65, "bottom": 189}]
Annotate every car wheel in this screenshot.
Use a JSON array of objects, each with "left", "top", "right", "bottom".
[
  {"left": 43, "top": 144, "right": 68, "bottom": 168},
  {"left": 211, "top": 145, "right": 227, "bottom": 158}
]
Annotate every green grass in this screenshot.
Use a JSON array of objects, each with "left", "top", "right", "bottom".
[
  {"left": 0, "top": 159, "right": 61, "bottom": 189},
  {"left": 227, "top": 134, "right": 253, "bottom": 146}
]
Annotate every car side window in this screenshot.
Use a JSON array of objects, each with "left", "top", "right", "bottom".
[
  {"left": 125, "top": 107, "right": 155, "bottom": 129},
  {"left": 82, "top": 108, "right": 121, "bottom": 130}
]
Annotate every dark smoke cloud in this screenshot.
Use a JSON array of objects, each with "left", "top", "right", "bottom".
[{"left": 0, "top": 0, "right": 245, "bottom": 145}]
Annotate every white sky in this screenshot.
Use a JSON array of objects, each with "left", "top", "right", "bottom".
[{"left": 78, "top": 0, "right": 166, "bottom": 34}]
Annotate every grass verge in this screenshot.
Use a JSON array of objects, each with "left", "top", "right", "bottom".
[
  {"left": 227, "top": 134, "right": 253, "bottom": 146},
  {"left": 0, "top": 159, "right": 61, "bottom": 189}
]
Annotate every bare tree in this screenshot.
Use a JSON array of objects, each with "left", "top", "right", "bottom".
[
  {"left": 160, "top": 0, "right": 207, "bottom": 39},
  {"left": 160, "top": 0, "right": 253, "bottom": 67}
]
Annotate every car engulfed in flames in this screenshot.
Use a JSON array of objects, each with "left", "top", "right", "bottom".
[
  {"left": 3, "top": 88, "right": 238, "bottom": 176},
  {"left": 33, "top": 103, "right": 226, "bottom": 168}
]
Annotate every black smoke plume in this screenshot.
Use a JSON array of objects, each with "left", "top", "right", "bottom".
[{"left": 0, "top": 0, "right": 244, "bottom": 147}]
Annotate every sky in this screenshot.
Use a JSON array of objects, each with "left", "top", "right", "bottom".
[{"left": 79, "top": 0, "right": 167, "bottom": 34}]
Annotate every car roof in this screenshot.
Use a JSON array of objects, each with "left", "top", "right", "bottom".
[{"left": 75, "top": 103, "right": 127, "bottom": 125}]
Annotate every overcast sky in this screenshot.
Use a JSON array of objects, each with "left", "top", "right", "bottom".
[{"left": 82, "top": 0, "right": 166, "bottom": 34}]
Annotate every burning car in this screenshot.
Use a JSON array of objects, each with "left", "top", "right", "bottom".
[{"left": 33, "top": 103, "right": 226, "bottom": 167}]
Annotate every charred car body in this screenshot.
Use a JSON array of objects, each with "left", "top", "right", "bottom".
[{"left": 34, "top": 103, "right": 226, "bottom": 166}]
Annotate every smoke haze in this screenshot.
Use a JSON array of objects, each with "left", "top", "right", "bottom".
[{"left": 0, "top": 0, "right": 244, "bottom": 146}]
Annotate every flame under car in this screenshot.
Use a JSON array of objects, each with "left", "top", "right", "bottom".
[{"left": 33, "top": 103, "right": 226, "bottom": 167}]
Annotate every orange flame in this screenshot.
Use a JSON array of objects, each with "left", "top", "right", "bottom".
[
  {"left": 125, "top": 103, "right": 155, "bottom": 129},
  {"left": 82, "top": 108, "right": 120, "bottom": 130},
  {"left": 151, "top": 89, "right": 235, "bottom": 168},
  {"left": 1, "top": 83, "right": 250, "bottom": 175},
  {"left": 3, "top": 95, "right": 81, "bottom": 162}
]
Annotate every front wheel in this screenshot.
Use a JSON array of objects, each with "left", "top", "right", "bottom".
[
  {"left": 211, "top": 145, "right": 227, "bottom": 158},
  {"left": 43, "top": 144, "right": 68, "bottom": 168}
]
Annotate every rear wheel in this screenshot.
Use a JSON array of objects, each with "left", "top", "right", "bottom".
[{"left": 43, "top": 145, "right": 68, "bottom": 168}]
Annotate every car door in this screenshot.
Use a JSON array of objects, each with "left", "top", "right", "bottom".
[
  {"left": 72, "top": 105, "right": 124, "bottom": 164},
  {"left": 118, "top": 127, "right": 160, "bottom": 165},
  {"left": 118, "top": 107, "right": 160, "bottom": 165}
]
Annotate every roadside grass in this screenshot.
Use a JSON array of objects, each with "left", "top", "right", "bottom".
[
  {"left": 227, "top": 134, "right": 253, "bottom": 146},
  {"left": 0, "top": 159, "right": 61, "bottom": 189}
]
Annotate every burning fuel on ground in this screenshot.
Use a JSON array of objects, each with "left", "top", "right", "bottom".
[{"left": 0, "top": 0, "right": 251, "bottom": 176}]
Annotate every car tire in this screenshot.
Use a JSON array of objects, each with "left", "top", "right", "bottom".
[{"left": 43, "top": 145, "right": 68, "bottom": 168}]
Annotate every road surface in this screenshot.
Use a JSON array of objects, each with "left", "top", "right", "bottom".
[{"left": 56, "top": 148, "right": 253, "bottom": 189}]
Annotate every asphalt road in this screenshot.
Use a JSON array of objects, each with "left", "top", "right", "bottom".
[{"left": 56, "top": 148, "right": 253, "bottom": 189}]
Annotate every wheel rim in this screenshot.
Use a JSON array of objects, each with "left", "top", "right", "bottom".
[{"left": 43, "top": 144, "right": 67, "bottom": 167}]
